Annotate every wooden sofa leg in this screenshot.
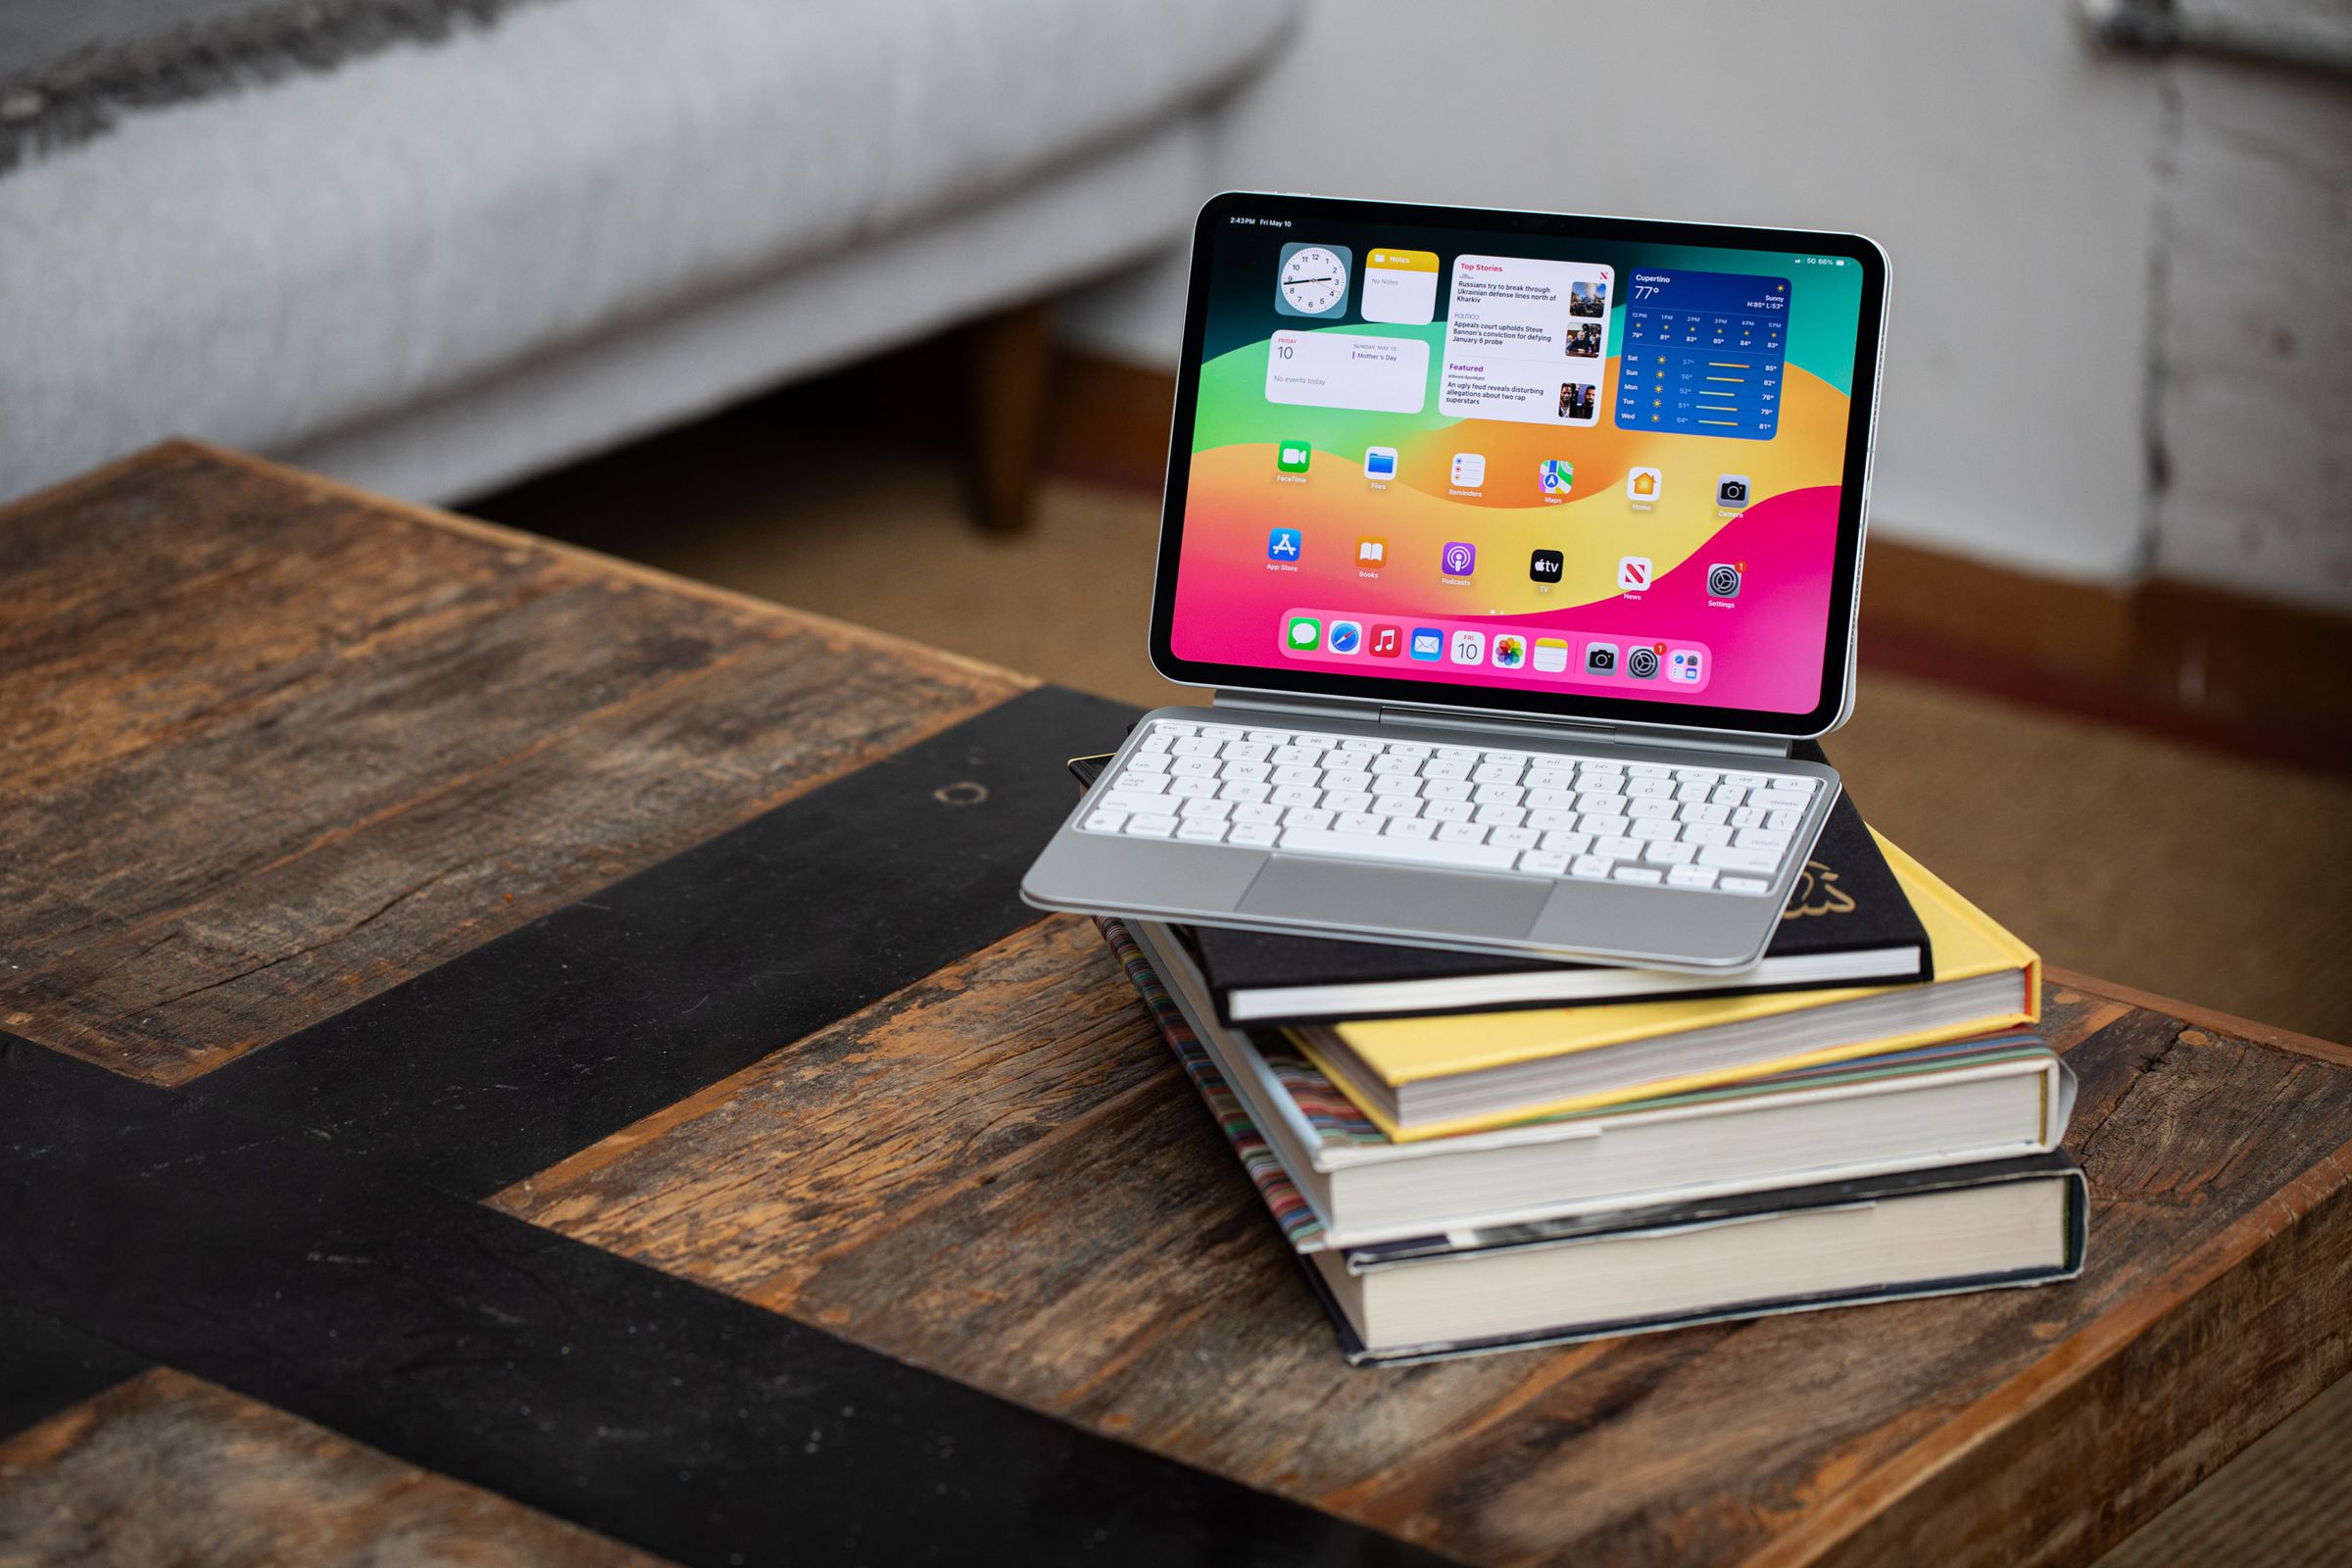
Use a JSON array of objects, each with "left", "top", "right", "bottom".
[{"left": 961, "top": 300, "right": 1054, "bottom": 532}]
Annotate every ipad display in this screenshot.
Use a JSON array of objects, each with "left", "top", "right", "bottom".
[{"left": 1152, "top": 196, "right": 1885, "bottom": 735}]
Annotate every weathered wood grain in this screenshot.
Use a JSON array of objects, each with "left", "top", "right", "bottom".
[
  {"left": 0, "top": 444, "right": 1025, "bottom": 1083},
  {"left": 0, "top": 1367, "right": 670, "bottom": 1567},
  {"left": 505, "top": 945, "right": 2352, "bottom": 1568}
]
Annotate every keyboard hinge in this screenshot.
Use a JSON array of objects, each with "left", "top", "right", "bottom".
[{"left": 1209, "top": 690, "right": 1384, "bottom": 723}]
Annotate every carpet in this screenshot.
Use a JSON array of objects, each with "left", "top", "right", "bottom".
[{"left": 0, "top": 0, "right": 551, "bottom": 173}]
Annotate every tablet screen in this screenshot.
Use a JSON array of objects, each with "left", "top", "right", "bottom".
[{"left": 1152, "top": 195, "right": 1885, "bottom": 735}]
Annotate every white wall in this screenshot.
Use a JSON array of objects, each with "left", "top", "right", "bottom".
[{"left": 1064, "top": 0, "right": 2351, "bottom": 606}]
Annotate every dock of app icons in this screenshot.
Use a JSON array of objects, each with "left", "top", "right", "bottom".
[{"left": 1277, "top": 609, "right": 1708, "bottom": 690}]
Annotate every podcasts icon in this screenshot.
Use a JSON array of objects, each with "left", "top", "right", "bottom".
[{"left": 1441, "top": 541, "right": 1477, "bottom": 577}]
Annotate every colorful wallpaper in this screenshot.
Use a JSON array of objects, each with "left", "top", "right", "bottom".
[{"left": 1168, "top": 220, "right": 1867, "bottom": 715}]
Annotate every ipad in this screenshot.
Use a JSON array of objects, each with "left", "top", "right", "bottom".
[{"left": 1149, "top": 193, "right": 1887, "bottom": 739}]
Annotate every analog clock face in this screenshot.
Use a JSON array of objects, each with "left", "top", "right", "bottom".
[{"left": 1275, "top": 243, "right": 1350, "bottom": 318}]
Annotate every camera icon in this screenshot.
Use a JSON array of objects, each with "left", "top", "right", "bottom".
[
  {"left": 1585, "top": 642, "right": 1618, "bottom": 675},
  {"left": 1716, "top": 474, "right": 1750, "bottom": 510},
  {"left": 1627, "top": 647, "right": 1660, "bottom": 679},
  {"left": 1707, "top": 563, "right": 1742, "bottom": 599}
]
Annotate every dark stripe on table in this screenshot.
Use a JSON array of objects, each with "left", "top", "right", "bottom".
[
  {"left": 0, "top": 1039, "right": 1436, "bottom": 1567},
  {"left": 200, "top": 685, "right": 1139, "bottom": 1199}
]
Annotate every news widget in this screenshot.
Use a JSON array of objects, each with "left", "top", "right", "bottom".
[{"left": 1278, "top": 610, "right": 1708, "bottom": 691}]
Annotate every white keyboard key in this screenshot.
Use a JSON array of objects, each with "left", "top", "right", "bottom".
[
  {"left": 1125, "top": 754, "right": 1170, "bottom": 774},
  {"left": 1570, "top": 855, "right": 1614, "bottom": 879},
  {"left": 1724, "top": 771, "right": 1772, "bottom": 789},
  {"left": 1736, "top": 828, "right": 1793, "bottom": 852},
  {"left": 1435, "top": 746, "right": 1481, "bottom": 761},
  {"left": 1594, "top": 835, "right": 1643, "bottom": 859},
  {"left": 1127, "top": 812, "right": 1178, "bottom": 837},
  {"left": 1720, "top": 875, "right": 1773, "bottom": 895},
  {"left": 1580, "top": 759, "right": 1624, "bottom": 774},
  {"left": 1284, "top": 807, "right": 1334, "bottom": 830},
  {"left": 1112, "top": 771, "right": 1170, "bottom": 793},
  {"left": 1323, "top": 790, "right": 1374, "bottom": 814},
  {"left": 1369, "top": 755, "right": 1421, "bottom": 775},
  {"left": 1220, "top": 760, "right": 1271, "bottom": 783},
  {"left": 1385, "top": 815, "right": 1438, "bottom": 840},
  {"left": 1423, "top": 779, "right": 1474, "bottom": 802},
  {"left": 1278, "top": 826, "right": 1519, "bottom": 871},
  {"left": 1730, "top": 806, "right": 1767, "bottom": 828},
  {"left": 1176, "top": 818, "right": 1228, "bottom": 843},
  {"left": 1674, "top": 781, "right": 1713, "bottom": 803},
  {"left": 1178, "top": 797, "right": 1231, "bottom": 820},
  {"left": 1612, "top": 866, "right": 1665, "bottom": 885},
  {"left": 1424, "top": 799, "right": 1476, "bottom": 822},
  {"left": 1698, "top": 844, "right": 1780, "bottom": 874},
  {"left": 1685, "top": 822, "right": 1735, "bottom": 847},
  {"left": 1385, "top": 741, "right": 1431, "bottom": 759},
  {"left": 1667, "top": 863, "right": 1718, "bottom": 890},
  {"left": 1673, "top": 767, "right": 1719, "bottom": 784},
  {"left": 1371, "top": 796, "right": 1423, "bottom": 818},
  {"left": 1245, "top": 729, "right": 1293, "bottom": 743},
  {"left": 1167, "top": 776, "right": 1219, "bottom": 799},
  {"left": 1435, "top": 821, "right": 1490, "bottom": 845},
  {"left": 1138, "top": 730, "right": 1175, "bottom": 753},
  {"left": 1474, "top": 804, "right": 1527, "bottom": 827},
  {"left": 1627, "top": 797, "right": 1678, "bottom": 820},
  {"left": 1323, "top": 770, "right": 1374, "bottom": 794},
  {"left": 1626, "top": 776, "right": 1676, "bottom": 798},
  {"left": 1338, "top": 738, "right": 1381, "bottom": 753},
  {"left": 1579, "top": 813, "right": 1631, "bottom": 838},
  {"left": 1525, "top": 766, "right": 1576, "bottom": 789},
  {"left": 1220, "top": 741, "right": 1272, "bottom": 763},
  {"left": 1631, "top": 818, "right": 1681, "bottom": 841},
  {"left": 1471, "top": 762, "right": 1522, "bottom": 785},
  {"left": 1683, "top": 802, "right": 1731, "bottom": 825},
  {"left": 1480, "top": 750, "right": 1532, "bottom": 768},
  {"left": 1272, "top": 745, "right": 1323, "bottom": 767},
  {"left": 1421, "top": 759, "right": 1472, "bottom": 781},
  {"left": 1526, "top": 808, "right": 1580, "bottom": 830},
  {"left": 1710, "top": 785, "right": 1746, "bottom": 806},
  {"left": 1577, "top": 775, "right": 1626, "bottom": 798},
  {"left": 1219, "top": 781, "right": 1272, "bottom": 804},
  {"left": 1769, "top": 777, "right": 1820, "bottom": 797},
  {"left": 1270, "top": 784, "right": 1321, "bottom": 808},
  {"left": 1540, "top": 830, "right": 1593, "bottom": 855},
  {"left": 1644, "top": 839, "right": 1696, "bottom": 864},
  {"left": 1517, "top": 851, "right": 1571, "bottom": 876},
  {"left": 1170, "top": 756, "right": 1220, "bottom": 778},
  {"left": 1765, "top": 808, "right": 1802, "bottom": 833},
  {"left": 1576, "top": 791, "right": 1625, "bottom": 814},
  {"left": 1172, "top": 737, "right": 1221, "bottom": 757},
  {"left": 1231, "top": 802, "right": 1284, "bottom": 824},
  {"left": 1369, "top": 775, "right": 1422, "bottom": 798},
  {"left": 1082, "top": 810, "right": 1127, "bottom": 833},
  {"left": 1491, "top": 826, "right": 1542, "bottom": 850},
  {"left": 1227, "top": 822, "right": 1280, "bottom": 847},
  {"left": 1099, "top": 793, "right": 1167, "bottom": 818},
  {"left": 1270, "top": 764, "right": 1320, "bottom": 786},
  {"left": 1334, "top": 812, "right": 1387, "bottom": 835},
  {"left": 1473, "top": 784, "right": 1525, "bottom": 806}
]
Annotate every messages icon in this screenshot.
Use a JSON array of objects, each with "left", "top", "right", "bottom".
[{"left": 1285, "top": 615, "right": 1321, "bottom": 652}]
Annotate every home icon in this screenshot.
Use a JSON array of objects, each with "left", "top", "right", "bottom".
[{"left": 1626, "top": 466, "right": 1662, "bottom": 501}]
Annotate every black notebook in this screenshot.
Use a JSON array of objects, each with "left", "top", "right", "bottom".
[{"left": 1067, "top": 748, "right": 1933, "bottom": 1025}]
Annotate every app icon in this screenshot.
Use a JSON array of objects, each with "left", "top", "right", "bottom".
[
  {"left": 1441, "top": 541, "right": 1477, "bottom": 577},
  {"left": 1356, "top": 537, "right": 1388, "bottom": 569},
  {"left": 1449, "top": 629, "right": 1487, "bottom": 665},
  {"left": 1585, "top": 641, "right": 1619, "bottom": 676},
  {"left": 1539, "top": 460, "right": 1575, "bottom": 496},
  {"left": 1626, "top": 645, "right": 1661, "bottom": 680},
  {"left": 1361, "top": 248, "right": 1440, "bottom": 325},
  {"left": 1708, "top": 563, "right": 1743, "bottom": 598},
  {"left": 1274, "top": 241, "right": 1352, "bottom": 319},
  {"left": 1626, "top": 466, "right": 1663, "bottom": 502},
  {"left": 1617, "top": 556, "right": 1653, "bottom": 592},
  {"left": 1715, "top": 474, "right": 1751, "bottom": 509},
  {"left": 1409, "top": 626, "right": 1445, "bottom": 661},
  {"left": 1286, "top": 615, "right": 1320, "bottom": 652},
  {"left": 1267, "top": 527, "right": 1302, "bottom": 562},
  {"left": 1533, "top": 637, "right": 1570, "bottom": 673},
  {"left": 1669, "top": 649, "right": 1704, "bottom": 684},
  {"left": 1368, "top": 623, "right": 1402, "bottom": 658},
  {"left": 1530, "top": 548, "right": 1564, "bottom": 584},
  {"left": 1364, "top": 445, "right": 1399, "bottom": 480},
  {"left": 1328, "top": 619, "right": 1363, "bottom": 655},
  {"left": 1491, "top": 634, "right": 1527, "bottom": 669},
  {"left": 1277, "top": 440, "right": 1311, "bottom": 474},
  {"left": 1450, "top": 452, "right": 1486, "bottom": 488}
]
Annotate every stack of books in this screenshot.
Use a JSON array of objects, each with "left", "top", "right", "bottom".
[{"left": 1077, "top": 758, "right": 2084, "bottom": 1366}]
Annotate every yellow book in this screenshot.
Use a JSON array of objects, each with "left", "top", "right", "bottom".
[{"left": 1295, "top": 834, "right": 2040, "bottom": 1142}]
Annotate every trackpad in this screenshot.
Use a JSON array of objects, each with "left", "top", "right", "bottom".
[{"left": 1238, "top": 857, "right": 1547, "bottom": 939}]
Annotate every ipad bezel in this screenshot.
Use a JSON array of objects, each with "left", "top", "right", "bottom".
[{"left": 1146, "top": 192, "right": 1887, "bottom": 741}]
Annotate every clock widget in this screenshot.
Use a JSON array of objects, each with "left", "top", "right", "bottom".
[{"left": 1273, "top": 242, "right": 1352, "bottom": 319}]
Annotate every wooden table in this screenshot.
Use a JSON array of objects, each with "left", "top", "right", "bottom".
[{"left": 4, "top": 443, "right": 2349, "bottom": 1567}]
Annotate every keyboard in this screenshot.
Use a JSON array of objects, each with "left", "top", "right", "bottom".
[{"left": 1078, "top": 718, "right": 1822, "bottom": 895}]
